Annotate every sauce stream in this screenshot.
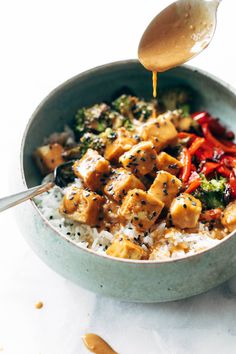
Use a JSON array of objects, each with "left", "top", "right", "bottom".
[
  {"left": 152, "top": 71, "right": 157, "bottom": 98},
  {"left": 82, "top": 333, "right": 118, "bottom": 354}
]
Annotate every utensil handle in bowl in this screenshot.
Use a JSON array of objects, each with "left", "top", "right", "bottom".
[{"left": 0, "top": 182, "right": 54, "bottom": 212}]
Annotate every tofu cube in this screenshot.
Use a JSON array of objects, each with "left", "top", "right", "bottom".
[
  {"left": 169, "top": 193, "right": 202, "bottom": 229},
  {"left": 104, "top": 127, "right": 136, "bottom": 162},
  {"left": 104, "top": 168, "right": 145, "bottom": 203},
  {"left": 106, "top": 236, "right": 145, "bottom": 260},
  {"left": 73, "top": 149, "right": 111, "bottom": 191},
  {"left": 148, "top": 171, "right": 182, "bottom": 207},
  {"left": 120, "top": 189, "right": 164, "bottom": 232},
  {"left": 156, "top": 152, "right": 182, "bottom": 175},
  {"left": 119, "top": 141, "right": 158, "bottom": 176},
  {"left": 140, "top": 114, "right": 178, "bottom": 151},
  {"left": 60, "top": 186, "right": 104, "bottom": 226},
  {"left": 34, "top": 143, "right": 64, "bottom": 175},
  {"left": 221, "top": 201, "right": 236, "bottom": 232}
]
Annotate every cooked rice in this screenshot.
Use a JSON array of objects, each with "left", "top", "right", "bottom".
[{"left": 34, "top": 181, "right": 228, "bottom": 261}]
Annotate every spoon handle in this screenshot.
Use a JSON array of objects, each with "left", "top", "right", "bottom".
[{"left": 0, "top": 182, "right": 54, "bottom": 212}]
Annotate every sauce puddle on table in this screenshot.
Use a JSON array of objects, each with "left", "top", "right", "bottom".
[{"left": 82, "top": 333, "right": 118, "bottom": 354}]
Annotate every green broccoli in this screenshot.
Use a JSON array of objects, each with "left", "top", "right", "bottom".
[
  {"left": 133, "top": 100, "right": 155, "bottom": 121},
  {"left": 63, "top": 128, "right": 117, "bottom": 160},
  {"left": 112, "top": 94, "right": 136, "bottom": 119},
  {"left": 193, "top": 176, "right": 227, "bottom": 209},
  {"left": 112, "top": 94, "right": 155, "bottom": 126},
  {"left": 159, "top": 87, "right": 192, "bottom": 112},
  {"left": 74, "top": 103, "right": 112, "bottom": 137}
]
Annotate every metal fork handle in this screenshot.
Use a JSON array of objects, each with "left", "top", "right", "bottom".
[{"left": 0, "top": 182, "right": 54, "bottom": 212}]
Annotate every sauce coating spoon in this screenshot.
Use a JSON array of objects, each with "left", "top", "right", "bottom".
[{"left": 138, "top": 0, "right": 221, "bottom": 96}]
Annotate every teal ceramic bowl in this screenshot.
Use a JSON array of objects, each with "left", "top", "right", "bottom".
[{"left": 19, "top": 60, "right": 236, "bottom": 302}]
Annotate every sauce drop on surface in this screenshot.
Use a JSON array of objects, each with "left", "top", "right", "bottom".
[
  {"left": 138, "top": 0, "right": 218, "bottom": 73},
  {"left": 82, "top": 333, "right": 118, "bottom": 354},
  {"left": 152, "top": 71, "right": 157, "bottom": 98},
  {"left": 35, "top": 301, "right": 44, "bottom": 309}
]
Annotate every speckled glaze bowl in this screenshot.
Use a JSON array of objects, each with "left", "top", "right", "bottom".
[{"left": 19, "top": 60, "right": 236, "bottom": 302}]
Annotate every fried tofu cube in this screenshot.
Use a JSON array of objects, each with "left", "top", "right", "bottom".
[
  {"left": 140, "top": 113, "right": 178, "bottom": 151},
  {"left": 119, "top": 141, "right": 158, "bottom": 176},
  {"left": 120, "top": 189, "right": 164, "bottom": 232},
  {"left": 34, "top": 143, "right": 64, "bottom": 175},
  {"left": 104, "top": 168, "right": 145, "bottom": 203},
  {"left": 169, "top": 193, "right": 202, "bottom": 229},
  {"left": 221, "top": 201, "right": 236, "bottom": 232},
  {"left": 106, "top": 236, "right": 145, "bottom": 260},
  {"left": 104, "top": 127, "right": 136, "bottom": 162},
  {"left": 148, "top": 171, "right": 182, "bottom": 207},
  {"left": 73, "top": 149, "right": 111, "bottom": 191},
  {"left": 59, "top": 186, "right": 104, "bottom": 226},
  {"left": 156, "top": 152, "right": 182, "bottom": 175}
]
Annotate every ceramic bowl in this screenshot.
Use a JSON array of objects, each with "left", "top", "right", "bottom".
[{"left": 19, "top": 60, "right": 236, "bottom": 302}]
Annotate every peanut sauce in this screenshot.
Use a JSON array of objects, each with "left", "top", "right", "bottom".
[
  {"left": 82, "top": 333, "right": 117, "bottom": 354},
  {"left": 138, "top": 0, "right": 217, "bottom": 97},
  {"left": 152, "top": 71, "right": 157, "bottom": 98}
]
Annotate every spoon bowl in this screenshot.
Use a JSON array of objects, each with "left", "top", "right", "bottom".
[
  {"left": 0, "top": 160, "right": 75, "bottom": 213},
  {"left": 138, "top": 0, "right": 221, "bottom": 72}
]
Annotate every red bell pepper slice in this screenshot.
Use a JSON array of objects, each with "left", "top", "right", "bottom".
[
  {"left": 201, "top": 162, "right": 220, "bottom": 176},
  {"left": 217, "top": 165, "right": 231, "bottom": 177},
  {"left": 193, "top": 111, "right": 226, "bottom": 136},
  {"left": 185, "top": 179, "right": 201, "bottom": 194},
  {"left": 220, "top": 155, "right": 236, "bottom": 168},
  {"left": 189, "top": 137, "right": 205, "bottom": 155},
  {"left": 202, "top": 123, "right": 236, "bottom": 154},
  {"left": 230, "top": 170, "right": 236, "bottom": 199},
  {"left": 179, "top": 147, "right": 191, "bottom": 182}
]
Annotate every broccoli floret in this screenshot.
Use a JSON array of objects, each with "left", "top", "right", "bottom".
[
  {"left": 112, "top": 94, "right": 136, "bottom": 118},
  {"left": 74, "top": 103, "right": 112, "bottom": 137},
  {"left": 112, "top": 94, "right": 155, "bottom": 126},
  {"left": 63, "top": 132, "right": 106, "bottom": 160},
  {"left": 179, "top": 104, "right": 191, "bottom": 117},
  {"left": 133, "top": 100, "right": 155, "bottom": 121},
  {"left": 159, "top": 87, "right": 191, "bottom": 112},
  {"left": 193, "top": 176, "right": 227, "bottom": 209}
]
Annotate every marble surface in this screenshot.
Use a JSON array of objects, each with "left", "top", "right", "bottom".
[{"left": 1, "top": 0, "right": 236, "bottom": 353}]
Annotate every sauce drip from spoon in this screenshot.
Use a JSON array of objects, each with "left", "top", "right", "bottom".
[{"left": 138, "top": 0, "right": 220, "bottom": 98}]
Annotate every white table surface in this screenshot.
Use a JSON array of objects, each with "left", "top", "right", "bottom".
[{"left": 1, "top": 1, "right": 236, "bottom": 353}]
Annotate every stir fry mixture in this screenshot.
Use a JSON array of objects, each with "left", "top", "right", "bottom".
[{"left": 34, "top": 88, "right": 236, "bottom": 260}]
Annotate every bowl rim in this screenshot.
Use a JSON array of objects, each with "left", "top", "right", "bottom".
[{"left": 20, "top": 58, "right": 236, "bottom": 265}]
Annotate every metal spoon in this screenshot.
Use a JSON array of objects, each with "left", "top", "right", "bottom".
[
  {"left": 138, "top": 0, "right": 222, "bottom": 72},
  {"left": 0, "top": 161, "right": 75, "bottom": 212}
]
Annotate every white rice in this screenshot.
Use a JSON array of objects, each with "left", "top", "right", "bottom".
[{"left": 34, "top": 183, "right": 227, "bottom": 261}]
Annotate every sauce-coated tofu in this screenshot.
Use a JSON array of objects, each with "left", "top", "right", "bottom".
[
  {"left": 119, "top": 141, "right": 158, "bottom": 176},
  {"left": 148, "top": 171, "right": 182, "bottom": 207},
  {"left": 73, "top": 149, "right": 111, "bottom": 191},
  {"left": 106, "top": 236, "right": 145, "bottom": 260},
  {"left": 169, "top": 193, "right": 202, "bottom": 229},
  {"left": 120, "top": 189, "right": 164, "bottom": 232},
  {"left": 221, "top": 201, "right": 236, "bottom": 232},
  {"left": 156, "top": 152, "right": 182, "bottom": 175},
  {"left": 60, "top": 186, "right": 104, "bottom": 226},
  {"left": 104, "top": 168, "right": 145, "bottom": 203},
  {"left": 140, "top": 114, "right": 178, "bottom": 151},
  {"left": 34, "top": 143, "right": 64, "bottom": 175},
  {"left": 104, "top": 127, "right": 136, "bottom": 162}
]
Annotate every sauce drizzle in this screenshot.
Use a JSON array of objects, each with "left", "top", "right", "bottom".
[
  {"left": 152, "top": 71, "right": 157, "bottom": 98},
  {"left": 82, "top": 333, "right": 118, "bottom": 354}
]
